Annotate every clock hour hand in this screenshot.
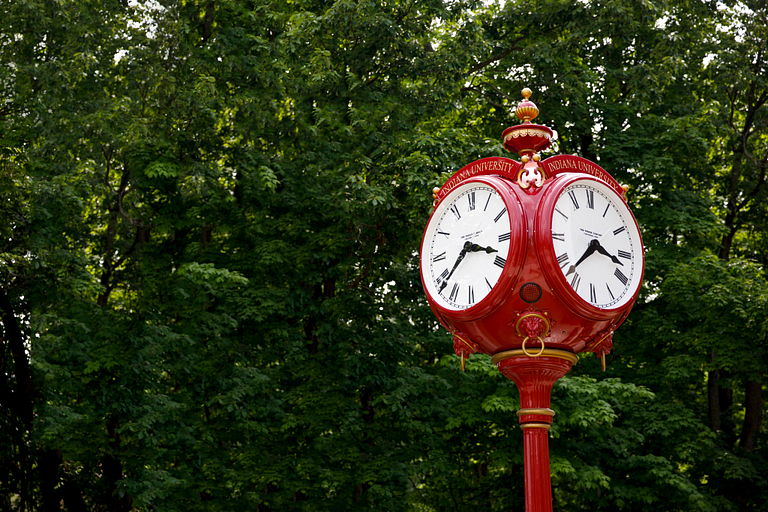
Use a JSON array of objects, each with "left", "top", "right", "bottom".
[
  {"left": 467, "top": 243, "right": 498, "bottom": 254},
  {"left": 439, "top": 241, "right": 471, "bottom": 292},
  {"left": 565, "top": 239, "right": 599, "bottom": 276},
  {"left": 593, "top": 242, "right": 623, "bottom": 266}
]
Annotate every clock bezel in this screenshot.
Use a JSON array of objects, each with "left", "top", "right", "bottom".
[
  {"left": 420, "top": 176, "right": 527, "bottom": 322},
  {"left": 535, "top": 174, "right": 644, "bottom": 319}
]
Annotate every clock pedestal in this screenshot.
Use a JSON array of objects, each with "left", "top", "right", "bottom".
[{"left": 493, "top": 349, "right": 577, "bottom": 512}]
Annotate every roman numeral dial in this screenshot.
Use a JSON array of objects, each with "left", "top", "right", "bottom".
[
  {"left": 421, "top": 180, "right": 517, "bottom": 312},
  {"left": 548, "top": 180, "right": 643, "bottom": 310}
]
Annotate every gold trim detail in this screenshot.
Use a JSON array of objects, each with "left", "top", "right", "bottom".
[
  {"left": 516, "top": 408, "right": 555, "bottom": 417},
  {"left": 597, "top": 332, "right": 612, "bottom": 345},
  {"left": 454, "top": 333, "right": 477, "bottom": 354},
  {"left": 504, "top": 128, "right": 552, "bottom": 142},
  {"left": 519, "top": 423, "right": 551, "bottom": 430},
  {"left": 491, "top": 348, "right": 578, "bottom": 365},
  {"left": 453, "top": 334, "right": 472, "bottom": 372},
  {"left": 516, "top": 106, "right": 539, "bottom": 122},
  {"left": 518, "top": 172, "right": 530, "bottom": 190},
  {"left": 516, "top": 164, "right": 548, "bottom": 190},
  {"left": 521, "top": 336, "right": 545, "bottom": 357}
]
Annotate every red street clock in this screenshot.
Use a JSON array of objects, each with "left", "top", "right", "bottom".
[{"left": 419, "top": 88, "right": 644, "bottom": 512}]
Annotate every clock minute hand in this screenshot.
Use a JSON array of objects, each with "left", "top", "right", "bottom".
[
  {"left": 593, "top": 241, "right": 623, "bottom": 266},
  {"left": 439, "top": 241, "right": 471, "bottom": 292},
  {"left": 565, "top": 239, "right": 599, "bottom": 276}
]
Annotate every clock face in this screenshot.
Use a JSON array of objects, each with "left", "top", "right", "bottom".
[
  {"left": 421, "top": 181, "right": 514, "bottom": 312},
  {"left": 549, "top": 179, "right": 643, "bottom": 310}
]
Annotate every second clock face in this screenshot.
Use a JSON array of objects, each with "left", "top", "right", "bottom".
[
  {"left": 422, "top": 181, "right": 513, "bottom": 311},
  {"left": 550, "top": 180, "right": 643, "bottom": 310}
]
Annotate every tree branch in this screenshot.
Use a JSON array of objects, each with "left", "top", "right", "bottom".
[
  {"left": 467, "top": 38, "right": 526, "bottom": 75},
  {"left": 461, "top": 84, "right": 508, "bottom": 110}
]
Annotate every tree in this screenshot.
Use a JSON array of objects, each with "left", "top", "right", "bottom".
[{"left": 2, "top": 0, "right": 768, "bottom": 509}]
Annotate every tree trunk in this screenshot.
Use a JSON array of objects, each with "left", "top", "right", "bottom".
[
  {"left": 580, "top": 132, "right": 597, "bottom": 162},
  {"left": 103, "top": 417, "right": 132, "bottom": 512},
  {"left": 719, "top": 151, "right": 743, "bottom": 261},
  {"left": 708, "top": 367, "right": 721, "bottom": 431},
  {"left": 0, "top": 287, "right": 33, "bottom": 429},
  {"left": 719, "top": 224, "right": 738, "bottom": 261},
  {"left": 740, "top": 378, "right": 763, "bottom": 451},
  {"left": 98, "top": 208, "right": 119, "bottom": 306},
  {"left": 38, "top": 449, "right": 88, "bottom": 512}
]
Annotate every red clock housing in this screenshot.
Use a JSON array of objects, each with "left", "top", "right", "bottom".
[{"left": 421, "top": 158, "right": 643, "bottom": 357}]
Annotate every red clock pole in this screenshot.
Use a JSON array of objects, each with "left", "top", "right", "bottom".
[
  {"left": 494, "top": 350, "right": 576, "bottom": 512},
  {"left": 421, "top": 87, "right": 644, "bottom": 512}
]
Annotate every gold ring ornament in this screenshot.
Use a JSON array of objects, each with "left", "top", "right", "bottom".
[{"left": 521, "top": 336, "right": 546, "bottom": 357}]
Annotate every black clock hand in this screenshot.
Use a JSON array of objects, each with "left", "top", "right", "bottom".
[
  {"left": 593, "top": 241, "right": 624, "bottom": 266},
  {"left": 467, "top": 243, "right": 498, "bottom": 254},
  {"left": 565, "top": 239, "right": 599, "bottom": 276},
  {"left": 439, "top": 241, "right": 471, "bottom": 292}
]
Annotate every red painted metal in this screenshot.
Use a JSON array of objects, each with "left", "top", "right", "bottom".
[
  {"left": 496, "top": 351, "right": 576, "bottom": 512},
  {"left": 420, "top": 89, "right": 644, "bottom": 512},
  {"left": 422, "top": 165, "right": 640, "bottom": 356},
  {"left": 523, "top": 428, "right": 552, "bottom": 512}
]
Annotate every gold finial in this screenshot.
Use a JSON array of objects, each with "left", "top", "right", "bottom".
[
  {"left": 502, "top": 86, "right": 553, "bottom": 156},
  {"left": 515, "top": 87, "right": 539, "bottom": 123}
]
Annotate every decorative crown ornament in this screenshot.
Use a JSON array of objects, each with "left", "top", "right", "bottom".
[
  {"left": 515, "top": 87, "right": 539, "bottom": 122},
  {"left": 502, "top": 88, "right": 554, "bottom": 157}
]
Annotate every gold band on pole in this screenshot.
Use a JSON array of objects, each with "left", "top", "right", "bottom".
[
  {"left": 516, "top": 408, "right": 555, "bottom": 418},
  {"left": 491, "top": 348, "right": 578, "bottom": 365},
  {"left": 519, "top": 423, "right": 551, "bottom": 430}
]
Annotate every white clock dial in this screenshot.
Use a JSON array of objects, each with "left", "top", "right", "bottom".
[
  {"left": 422, "top": 181, "right": 512, "bottom": 311},
  {"left": 550, "top": 180, "right": 642, "bottom": 309}
]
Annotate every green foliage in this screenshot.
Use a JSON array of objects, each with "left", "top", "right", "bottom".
[
  {"left": 662, "top": 255, "right": 768, "bottom": 375},
  {"left": 0, "top": 0, "right": 767, "bottom": 510}
]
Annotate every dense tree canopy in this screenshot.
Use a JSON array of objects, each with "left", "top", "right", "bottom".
[{"left": 0, "top": 0, "right": 767, "bottom": 510}]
